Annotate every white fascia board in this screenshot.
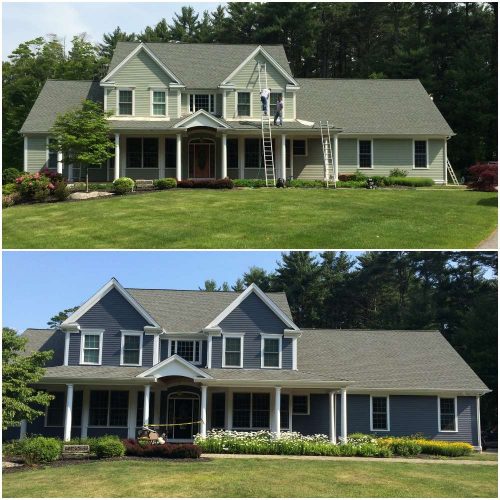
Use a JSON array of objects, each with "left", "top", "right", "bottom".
[
  {"left": 284, "top": 329, "right": 302, "bottom": 338},
  {"left": 144, "top": 326, "right": 163, "bottom": 335},
  {"left": 168, "top": 83, "right": 186, "bottom": 89},
  {"left": 137, "top": 354, "right": 212, "bottom": 379},
  {"left": 101, "top": 43, "right": 184, "bottom": 86},
  {"left": 346, "top": 388, "right": 490, "bottom": 396},
  {"left": 201, "top": 379, "right": 351, "bottom": 388},
  {"left": 60, "top": 323, "right": 80, "bottom": 333},
  {"left": 202, "top": 327, "right": 222, "bottom": 336},
  {"left": 174, "top": 109, "right": 230, "bottom": 129},
  {"left": 204, "top": 283, "right": 300, "bottom": 331},
  {"left": 62, "top": 277, "right": 161, "bottom": 329}
]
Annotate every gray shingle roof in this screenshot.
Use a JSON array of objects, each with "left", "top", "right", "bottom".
[
  {"left": 43, "top": 365, "right": 144, "bottom": 380},
  {"left": 126, "top": 288, "right": 292, "bottom": 332},
  {"left": 20, "top": 80, "right": 103, "bottom": 133},
  {"left": 296, "top": 78, "right": 454, "bottom": 135},
  {"left": 108, "top": 42, "right": 292, "bottom": 89}
]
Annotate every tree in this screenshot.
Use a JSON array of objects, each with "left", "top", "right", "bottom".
[
  {"left": 99, "top": 27, "right": 136, "bottom": 61},
  {"left": 2, "top": 328, "right": 54, "bottom": 429},
  {"left": 47, "top": 306, "right": 79, "bottom": 329},
  {"left": 242, "top": 266, "right": 274, "bottom": 291},
  {"left": 62, "top": 34, "right": 102, "bottom": 80},
  {"left": 49, "top": 100, "right": 115, "bottom": 190},
  {"left": 169, "top": 6, "right": 200, "bottom": 42}
]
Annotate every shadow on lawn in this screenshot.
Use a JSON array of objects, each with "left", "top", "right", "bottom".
[{"left": 476, "top": 195, "right": 498, "bottom": 207}]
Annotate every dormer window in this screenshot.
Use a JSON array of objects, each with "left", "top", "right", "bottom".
[
  {"left": 80, "top": 330, "right": 103, "bottom": 365},
  {"left": 170, "top": 340, "right": 202, "bottom": 365},
  {"left": 118, "top": 89, "right": 133, "bottom": 116},
  {"left": 120, "top": 331, "right": 143, "bottom": 366},
  {"left": 189, "top": 94, "right": 215, "bottom": 114},
  {"left": 261, "top": 334, "right": 282, "bottom": 368}
]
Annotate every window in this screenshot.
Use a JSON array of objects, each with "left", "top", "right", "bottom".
[
  {"left": 170, "top": 340, "right": 202, "bottom": 364},
  {"left": 80, "top": 331, "right": 102, "bottom": 365},
  {"left": 269, "top": 93, "right": 281, "bottom": 116},
  {"left": 280, "top": 393, "right": 290, "bottom": 429},
  {"left": 371, "top": 396, "right": 390, "bottom": 431},
  {"left": 292, "top": 140, "right": 307, "bottom": 156},
  {"left": 439, "top": 397, "right": 457, "bottom": 432},
  {"left": 292, "top": 395, "right": 309, "bottom": 415},
  {"left": 72, "top": 391, "right": 83, "bottom": 427},
  {"left": 136, "top": 391, "right": 155, "bottom": 427},
  {"left": 211, "top": 392, "right": 226, "bottom": 428},
  {"left": 414, "top": 140, "right": 427, "bottom": 168},
  {"left": 233, "top": 393, "right": 270, "bottom": 429},
  {"left": 46, "top": 391, "right": 65, "bottom": 426},
  {"left": 223, "top": 336, "right": 243, "bottom": 368},
  {"left": 152, "top": 90, "right": 166, "bottom": 116},
  {"left": 359, "top": 140, "right": 372, "bottom": 168},
  {"left": 165, "top": 138, "right": 177, "bottom": 170},
  {"left": 261, "top": 336, "right": 281, "bottom": 368},
  {"left": 121, "top": 332, "right": 142, "bottom": 366},
  {"left": 237, "top": 92, "right": 251, "bottom": 117},
  {"left": 227, "top": 139, "right": 238, "bottom": 169},
  {"left": 48, "top": 139, "right": 58, "bottom": 169},
  {"left": 89, "top": 390, "right": 129, "bottom": 427},
  {"left": 245, "top": 139, "right": 261, "bottom": 169},
  {"left": 126, "top": 138, "right": 159, "bottom": 169},
  {"left": 189, "top": 94, "right": 215, "bottom": 113},
  {"left": 118, "top": 89, "right": 133, "bottom": 115}
]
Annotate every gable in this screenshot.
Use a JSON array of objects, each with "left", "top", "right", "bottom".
[{"left": 174, "top": 110, "right": 229, "bottom": 129}]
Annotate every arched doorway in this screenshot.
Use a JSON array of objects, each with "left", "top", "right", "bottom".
[
  {"left": 166, "top": 391, "right": 200, "bottom": 440},
  {"left": 188, "top": 138, "right": 216, "bottom": 178}
]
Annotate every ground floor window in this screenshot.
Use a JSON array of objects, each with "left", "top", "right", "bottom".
[
  {"left": 245, "top": 139, "right": 261, "bottom": 169},
  {"left": 292, "top": 395, "right": 309, "bottom": 415},
  {"left": 280, "top": 393, "right": 290, "bottom": 429},
  {"left": 211, "top": 392, "right": 226, "bottom": 428},
  {"left": 136, "top": 391, "right": 155, "bottom": 427},
  {"left": 227, "top": 139, "right": 238, "bottom": 169},
  {"left": 89, "top": 390, "right": 129, "bottom": 427},
  {"left": 233, "top": 392, "right": 270, "bottom": 429},
  {"left": 358, "top": 140, "right": 372, "bottom": 168},
  {"left": 48, "top": 139, "right": 58, "bottom": 169},
  {"left": 414, "top": 140, "right": 428, "bottom": 168},
  {"left": 292, "top": 139, "right": 307, "bottom": 156},
  {"left": 72, "top": 390, "right": 83, "bottom": 427},
  {"left": 371, "top": 396, "right": 389, "bottom": 431},
  {"left": 439, "top": 397, "right": 457, "bottom": 432},
  {"left": 46, "top": 391, "right": 65, "bottom": 426},
  {"left": 165, "top": 138, "right": 177, "bottom": 170},
  {"left": 126, "top": 138, "right": 159, "bottom": 168}
]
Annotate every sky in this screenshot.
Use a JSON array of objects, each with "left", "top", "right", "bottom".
[
  {"left": 3, "top": 251, "right": 361, "bottom": 332},
  {"left": 2, "top": 1, "right": 223, "bottom": 60}
]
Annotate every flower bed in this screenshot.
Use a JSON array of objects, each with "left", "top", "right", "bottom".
[{"left": 123, "top": 439, "right": 201, "bottom": 458}]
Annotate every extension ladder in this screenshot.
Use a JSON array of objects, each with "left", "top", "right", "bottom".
[
  {"left": 258, "top": 63, "right": 275, "bottom": 187},
  {"left": 320, "top": 121, "right": 334, "bottom": 187},
  {"left": 447, "top": 158, "right": 459, "bottom": 185}
]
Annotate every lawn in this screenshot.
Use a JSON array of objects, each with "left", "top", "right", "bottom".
[
  {"left": 3, "top": 189, "right": 497, "bottom": 249},
  {"left": 2, "top": 457, "right": 497, "bottom": 498}
]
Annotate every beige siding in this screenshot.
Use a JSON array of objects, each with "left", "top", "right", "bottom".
[
  {"left": 293, "top": 139, "right": 324, "bottom": 180},
  {"left": 373, "top": 139, "right": 413, "bottom": 171},
  {"left": 338, "top": 139, "right": 358, "bottom": 170},
  {"left": 181, "top": 93, "right": 188, "bottom": 115},
  {"left": 26, "top": 136, "right": 48, "bottom": 172},
  {"left": 168, "top": 90, "right": 178, "bottom": 118},
  {"left": 428, "top": 139, "right": 445, "bottom": 182}
]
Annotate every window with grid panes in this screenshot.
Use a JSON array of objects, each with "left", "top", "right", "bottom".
[
  {"left": 119, "top": 90, "right": 133, "bottom": 115},
  {"left": 82, "top": 333, "right": 100, "bottom": 364},
  {"left": 233, "top": 393, "right": 251, "bottom": 428},
  {"left": 72, "top": 391, "right": 83, "bottom": 427},
  {"left": 109, "top": 391, "right": 128, "bottom": 426},
  {"left": 46, "top": 392, "right": 65, "bottom": 426},
  {"left": 359, "top": 140, "right": 372, "bottom": 168},
  {"left": 123, "top": 334, "right": 141, "bottom": 365},
  {"left": 252, "top": 393, "right": 270, "bottom": 428},
  {"left": 414, "top": 140, "right": 427, "bottom": 168},
  {"left": 292, "top": 395, "right": 309, "bottom": 414},
  {"left": 439, "top": 398, "right": 456, "bottom": 431},
  {"left": 171, "top": 340, "right": 201, "bottom": 364},
  {"left": 211, "top": 393, "right": 226, "bottom": 428},
  {"left": 237, "top": 92, "right": 251, "bottom": 116},
  {"left": 263, "top": 338, "right": 280, "bottom": 367},
  {"left": 371, "top": 396, "right": 388, "bottom": 430},
  {"left": 126, "top": 138, "right": 158, "bottom": 168},
  {"left": 280, "top": 394, "right": 289, "bottom": 429},
  {"left": 152, "top": 91, "right": 166, "bottom": 116},
  {"left": 245, "top": 139, "right": 261, "bottom": 169},
  {"left": 227, "top": 139, "right": 238, "bottom": 169},
  {"left": 292, "top": 140, "right": 306, "bottom": 156},
  {"left": 165, "top": 138, "right": 176, "bottom": 169},
  {"left": 224, "top": 337, "right": 242, "bottom": 367},
  {"left": 190, "top": 94, "right": 214, "bottom": 113},
  {"left": 89, "top": 390, "right": 109, "bottom": 426},
  {"left": 269, "top": 93, "right": 281, "bottom": 116}
]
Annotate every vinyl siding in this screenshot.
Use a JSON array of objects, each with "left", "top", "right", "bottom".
[
  {"left": 338, "top": 138, "right": 358, "bottom": 169},
  {"left": 292, "top": 394, "right": 329, "bottom": 436},
  {"left": 26, "top": 136, "right": 48, "bottom": 172},
  {"left": 293, "top": 139, "right": 324, "bottom": 180}
]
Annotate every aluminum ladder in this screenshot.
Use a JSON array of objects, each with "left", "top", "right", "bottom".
[
  {"left": 320, "top": 121, "right": 334, "bottom": 187},
  {"left": 258, "top": 63, "right": 275, "bottom": 187},
  {"left": 447, "top": 158, "right": 459, "bottom": 185}
]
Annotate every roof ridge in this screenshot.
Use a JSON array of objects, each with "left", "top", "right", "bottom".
[
  {"left": 126, "top": 287, "right": 285, "bottom": 294},
  {"left": 297, "top": 78, "right": 420, "bottom": 81}
]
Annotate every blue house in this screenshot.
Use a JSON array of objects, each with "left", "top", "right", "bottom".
[{"left": 8, "top": 278, "right": 488, "bottom": 449}]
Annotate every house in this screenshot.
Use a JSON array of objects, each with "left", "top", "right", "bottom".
[
  {"left": 21, "top": 42, "right": 455, "bottom": 184},
  {"left": 6, "top": 278, "right": 487, "bottom": 449}
]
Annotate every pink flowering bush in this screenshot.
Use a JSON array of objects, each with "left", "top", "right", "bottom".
[{"left": 15, "top": 168, "right": 64, "bottom": 202}]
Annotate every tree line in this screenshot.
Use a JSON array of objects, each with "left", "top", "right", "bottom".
[{"left": 3, "top": 2, "right": 497, "bottom": 172}]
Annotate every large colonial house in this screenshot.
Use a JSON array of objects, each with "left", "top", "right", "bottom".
[
  {"left": 21, "top": 42, "right": 454, "bottom": 184},
  {"left": 6, "top": 279, "right": 487, "bottom": 449}
]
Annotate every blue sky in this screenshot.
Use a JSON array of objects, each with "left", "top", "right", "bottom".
[
  {"left": 4, "top": 251, "right": 359, "bottom": 332},
  {"left": 2, "top": 2, "right": 223, "bottom": 60}
]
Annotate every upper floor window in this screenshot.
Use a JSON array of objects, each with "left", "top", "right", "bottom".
[
  {"left": 223, "top": 335, "right": 243, "bottom": 368},
  {"left": 269, "top": 93, "right": 282, "bottom": 117},
  {"left": 359, "top": 140, "right": 372, "bottom": 168},
  {"left": 121, "top": 331, "right": 143, "bottom": 366},
  {"left": 438, "top": 397, "right": 457, "bottom": 432},
  {"left": 80, "top": 330, "right": 103, "bottom": 365},
  {"left": 118, "top": 89, "right": 133, "bottom": 116},
  {"left": 371, "top": 396, "right": 390, "bottom": 431},
  {"left": 261, "top": 335, "right": 282, "bottom": 368},
  {"left": 292, "top": 395, "right": 310, "bottom": 415},
  {"left": 414, "top": 140, "right": 428, "bottom": 168},
  {"left": 237, "top": 92, "right": 251, "bottom": 117},
  {"left": 151, "top": 90, "right": 166, "bottom": 116},
  {"left": 189, "top": 94, "right": 215, "bottom": 113},
  {"left": 170, "top": 340, "right": 202, "bottom": 365}
]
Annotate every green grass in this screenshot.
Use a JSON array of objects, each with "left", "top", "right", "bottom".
[
  {"left": 3, "top": 189, "right": 497, "bottom": 249},
  {"left": 2, "top": 458, "right": 498, "bottom": 498}
]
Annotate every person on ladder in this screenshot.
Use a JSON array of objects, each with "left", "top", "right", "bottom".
[
  {"left": 274, "top": 95, "right": 283, "bottom": 126},
  {"left": 260, "top": 87, "right": 271, "bottom": 115}
]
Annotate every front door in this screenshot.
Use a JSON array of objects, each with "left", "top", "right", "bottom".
[
  {"left": 193, "top": 143, "right": 210, "bottom": 178},
  {"left": 166, "top": 392, "right": 200, "bottom": 440}
]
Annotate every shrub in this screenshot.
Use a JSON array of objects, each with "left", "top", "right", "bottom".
[
  {"left": 386, "top": 176, "right": 434, "bottom": 187},
  {"left": 2, "top": 192, "right": 21, "bottom": 208},
  {"left": 2, "top": 183, "right": 17, "bottom": 195},
  {"left": 19, "top": 437, "right": 61, "bottom": 465},
  {"left": 123, "top": 440, "right": 201, "bottom": 459},
  {"left": 16, "top": 173, "right": 52, "bottom": 202},
  {"left": 53, "top": 181, "right": 70, "bottom": 201},
  {"left": 336, "top": 180, "right": 366, "bottom": 188},
  {"left": 211, "top": 178, "right": 234, "bottom": 189},
  {"left": 3, "top": 167, "right": 22, "bottom": 185},
  {"left": 347, "top": 433, "right": 377, "bottom": 445},
  {"left": 415, "top": 439, "right": 473, "bottom": 457},
  {"left": 467, "top": 162, "right": 498, "bottom": 191},
  {"left": 233, "top": 179, "right": 268, "bottom": 188},
  {"left": 154, "top": 178, "right": 177, "bottom": 190},
  {"left": 378, "top": 437, "right": 422, "bottom": 456},
  {"left": 93, "top": 436, "right": 126, "bottom": 458},
  {"left": 287, "top": 179, "right": 327, "bottom": 188},
  {"left": 177, "top": 178, "right": 234, "bottom": 189},
  {"left": 113, "top": 177, "right": 135, "bottom": 195},
  {"left": 389, "top": 168, "right": 408, "bottom": 177}
]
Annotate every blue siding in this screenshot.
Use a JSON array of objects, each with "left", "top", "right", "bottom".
[{"left": 292, "top": 394, "right": 329, "bottom": 436}]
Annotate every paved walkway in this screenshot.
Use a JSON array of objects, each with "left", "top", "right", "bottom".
[
  {"left": 477, "top": 228, "right": 498, "bottom": 249},
  {"left": 202, "top": 453, "right": 498, "bottom": 466}
]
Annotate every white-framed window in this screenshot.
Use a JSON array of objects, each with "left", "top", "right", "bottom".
[
  {"left": 89, "top": 390, "right": 129, "bottom": 427},
  {"left": 438, "top": 396, "right": 458, "bottom": 432},
  {"left": 237, "top": 92, "right": 251, "bottom": 117},
  {"left": 414, "top": 139, "right": 428, "bottom": 168},
  {"left": 151, "top": 89, "right": 167, "bottom": 116},
  {"left": 232, "top": 392, "right": 270, "bottom": 429},
  {"left": 189, "top": 93, "right": 215, "bottom": 113},
  {"left": 358, "top": 139, "right": 373, "bottom": 168},
  {"left": 120, "top": 331, "right": 143, "bottom": 366},
  {"left": 117, "top": 88, "right": 134, "bottom": 116},
  {"left": 169, "top": 339, "right": 202, "bottom": 365},
  {"left": 292, "top": 394, "right": 310, "bottom": 415},
  {"left": 222, "top": 334, "right": 244, "bottom": 368},
  {"left": 80, "top": 330, "right": 103, "bottom": 365},
  {"left": 370, "top": 395, "right": 390, "bottom": 431},
  {"left": 292, "top": 139, "right": 307, "bottom": 156},
  {"left": 261, "top": 334, "right": 282, "bottom": 369}
]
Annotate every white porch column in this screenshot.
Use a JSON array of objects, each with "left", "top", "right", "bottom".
[
  {"left": 221, "top": 133, "right": 228, "bottom": 179},
  {"left": 340, "top": 387, "right": 347, "bottom": 442},
  {"left": 23, "top": 136, "right": 28, "bottom": 172},
  {"left": 476, "top": 395, "right": 482, "bottom": 451},
  {"left": 333, "top": 133, "right": 339, "bottom": 181},
  {"left": 281, "top": 134, "right": 286, "bottom": 180},
  {"left": 444, "top": 138, "right": 448, "bottom": 185},
  {"left": 274, "top": 387, "right": 281, "bottom": 437},
  {"left": 222, "top": 91, "right": 227, "bottom": 119},
  {"left": 143, "top": 384, "right": 151, "bottom": 426},
  {"left": 63, "top": 331, "right": 70, "bottom": 366},
  {"left": 64, "top": 384, "right": 74, "bottom": 442},
  {"left": 329, "top": 391, "right": 336, "bottom": 443},
  {"left": 238, "top": 137, "right": 245, "bottom": 179},
  {"left": 176, "top": 134, "right": 182, "bottom": 181},
  {"left": 19, "top": 420, "right": 27, "bottom": 439},
  {"left": 200, "top": 385, "right": 207, "bottom": 437},
  {"left": 114, "top": 133, "right": 120, "bottom": 180},
  {"left": 128, "top": 388, "right": 138, "bottom": 438},
  {"left": 81, "top": 388, "right": 90, "bottom": 438},
  {"left": 57, "top": 151, "right": 63, "bottom": 175}
]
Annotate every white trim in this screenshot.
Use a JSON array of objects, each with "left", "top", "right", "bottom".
[
  {"left": 222, "top": 90, "right": 227, "bottom": 119},
  {"left": 205, "top": 283, "right": 300, "bottom": 331},
  {"left": 370, "top": 395, "right": 390, "bottom": 432},
  {"left": 150, "top": 88, "right": 167, "bottom": 117},
  {"left": 207, "top": 335, "right": 213, "bottom": 369},
  {"left": 443, "top": 138, "right": 448, "bottom": 185},
  {"left": 200, "top": 385, "right": 208, "bottom": 437},
  {"left": 20, "top": 420, "right": 27, "bottom": 439},
  {"left": 81, "top": 388, "right": 89, "bottom": 438},
  {"left": 221, "top": 133, "right": 228, "bottom": 178},
  {"left": 64, "top": 384, "right": 74, "bottom": 441},
  {"left": 274, "top": 386, "right": 281, "bottom": 437},
  {"left": 79, "top": 330, "right": 104, "bottom": 366},
  {"left": 292, "top": 394, "right": 310, "bottom": 415},
  {"left": 127, "top": 387, "right": 138, "bottom": 438},
  {"left": 177, "top": 90, "right": 181, "bottom": 118},
  {"left": 260, "top": 334, "right": 282, "bottom": 369},
  {"left": 62, "top": 278, "right": 161, "bottom": 329},
  {"left": 103, "top": 88, "right": 108, "bottom": 112},
  {"left": 476, "top": 395, "right": 482, "bottom": 450},
  {"left": 137, "top": 353, "right": 212, "bottom": 379},
  {"left": 23, "top": 136, "right": 28, "bottom": 171},
  {"left": 120, "top": 330, "right": 143, "bottom": 367},
  {"left": 222, "top": 333, "right": 244, "bottom": 368},
  {"left": 413, "top": 138, "right": 430, "bottom": 169},
  {"left": 117, "top": 88, "right": 135, "bottom": 117},
  {"left": 168, "top": 339, "right": 202, "bottom": 365},
  {"left": 235, "top": 90, "right": 252, "bottom": 118},
  {"left": 174, "top": 109, "right": 229, "bottom": 129},
  {"left": 329, "top": 391, "right": 336, "bottom": 443},
  {"left": 152, "top": 334, "right": 160, "bottom": 365},
  {"left": 438, "top": 396, "right": 458, "bottom": 432},
  {"left": 63, "top": 331, "right": 70, "bottom": 366},
  {"left": 45, "top": 136, "right": 50, "bottom": 165},
  {"left": 357, "top": 138, "right": 374, "bottom": 169},
  {"left": 176, "top": 133, "right": 182, "bottom": 180},
  {"left": 188, "top": 93, "right": 216, "bottom": 114},
  {"left": 238, "top": 136, "right": 245, "bottom": 179},
  {"left": 143, "top": 384, "right": 151, "bottom": 426},
  {"left": 340, "top": 387, "right": 347, "bottom": 442}
]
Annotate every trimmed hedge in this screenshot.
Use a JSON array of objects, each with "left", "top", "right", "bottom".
[
  {"left": 287, "top": 179, "right": 327, "bottom": 188},
  {"left": 93, "top": 436, "right": 125, "bottom": 458},
  {"left": 415, "top": 439, "right": 474, "bottom": 457},
  {"left": 113, "top": 177, "right": 135, "bottom": 194},
  {"left": 233, "top": 179, "right": 268, "bottom": 188},
  {"left": 123, "top": 439, "right": 201, "bottom": 458},
  {"left": 153, "top": 178, "right": 177, "bottom": 190},
  {"left": 378, "top": 438, "right": 422, "bottom": 456},
  {"left": 177, "top": 178, "right": 234, "bottom": 189}
]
